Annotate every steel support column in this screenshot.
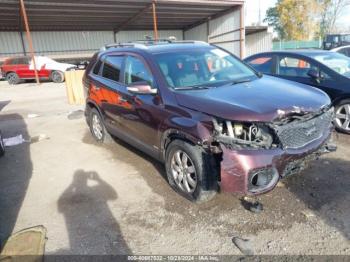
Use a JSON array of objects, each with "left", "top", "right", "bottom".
[
  {"left": 152, "top": 0, "right": 159, "bottom": 41},
  {"left": 239, "top": 4, "right": 245, "bottom": 59},
  {"left": 20, "top": 0, "right": 39, "bottom": 84}
]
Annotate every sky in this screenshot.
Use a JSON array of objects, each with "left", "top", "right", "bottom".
[{"left": 245, "top": 0, "right": 350, "bottom": 30}]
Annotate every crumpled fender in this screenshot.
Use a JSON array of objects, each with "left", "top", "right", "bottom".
[{"left": 159, "top": 116, "right": 213, "bottom": 161}]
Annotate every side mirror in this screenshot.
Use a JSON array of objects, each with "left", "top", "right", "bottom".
[
  {"left": 127, "top": 82, "right": 157, "bottom": 95},
  {"left": 307, "top": 69, "right": 319, "bottom": 79}
]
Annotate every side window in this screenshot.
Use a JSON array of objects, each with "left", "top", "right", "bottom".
[
  {"left": 124, "top": 56, "right": 154, "bottom": 87},
  {"left": 278, "top": 56, "right": 314, "bottom": 77},
  {"left": 93, "top": 59, "right": 102, "bottom": 75},
  {"left": 11, "top": 58, "right": 20, "bottom": 65},
  {"left": 102, "top": 56, "right": 123, "bottom": 82},
  {"left": 17, "top": 57, "right": 29, "bottom": 65},
  {"left": 246, "top": 56, "right": 273, "bottom": 74}
]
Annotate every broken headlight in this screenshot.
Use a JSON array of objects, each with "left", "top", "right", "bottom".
[{"left": 212, "top": 118, "right": 275, "bottom": 149}]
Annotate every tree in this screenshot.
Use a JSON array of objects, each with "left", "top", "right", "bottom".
[
  {"left": 264, "top": 3, "right": 286, "bottom": 40},
  {"left": 318, "top": 0, "right": 350, "bottom": 37}
]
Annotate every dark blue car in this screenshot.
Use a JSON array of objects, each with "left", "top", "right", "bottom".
[{"left": 244, "top": 50, "right": 350, "bottom": 134}]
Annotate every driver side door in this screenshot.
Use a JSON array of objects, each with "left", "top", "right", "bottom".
[
  {"left": 117, "top": 54, "right": 163, "bottom": 157},
  {"left": 276, "top": 55, "right": 335, "bottom": 96}
]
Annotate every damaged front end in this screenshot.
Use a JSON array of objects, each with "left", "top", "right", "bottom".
[{"left": 209, "top": 107, "right": 336, "bottom": 195}]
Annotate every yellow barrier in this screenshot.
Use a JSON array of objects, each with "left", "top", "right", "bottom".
[{"left": 64, "top": 70, "right": 85, "bottom": 105}]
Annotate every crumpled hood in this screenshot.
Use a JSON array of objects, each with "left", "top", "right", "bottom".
[{"left": 174, "top": 75, "right": 331, "bottom": 122}]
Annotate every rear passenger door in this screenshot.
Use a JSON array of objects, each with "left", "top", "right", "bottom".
[
  {"left": 89, "top": 54, "right": 127, "bottom": 133},
  {"left": 13, "top": 57, "right": 31, "bottom": 78}
]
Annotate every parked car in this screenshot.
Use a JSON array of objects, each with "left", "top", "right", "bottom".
[
  {"left": 83, "top": 41, "right": 335, "bottom": 202},
  {"left": 0, "top": 56, "right": 76, "bottom": 85},
  {"left": 244, "top": 50, "right": 350, "bottom": 134},
  {"left": 323, "top": 34, "right": 350, "bottom": 50},
  {"left": 331, "top": 45, "right": 350, "bottom": 57}
]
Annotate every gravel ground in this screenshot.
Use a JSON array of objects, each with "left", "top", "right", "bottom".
[{"left": 0, "top": 81, "right": 349, "bottom": 256}]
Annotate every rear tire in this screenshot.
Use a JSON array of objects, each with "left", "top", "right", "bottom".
[
  {"left": 334, "top": 99, "right": 350, "bottom": 134},
  {"left": 88, "top": 108, "right": 113, "bottom": 144},
  {"left": 165, "top": 139, "right": 218, "bottom": 203},
  {"left": 6, "top": 72, "right": 20, "bottom": 85},
  {"left": 0, "top": 131, "right": 5, "bottom": 157},
  {"left": 51, "top": 70, "right": 65, "bottom": 83}
]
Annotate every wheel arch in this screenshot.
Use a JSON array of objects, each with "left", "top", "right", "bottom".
[
  {"left": 5, "top": 71, "right": 16, "bottom": 77},
  {"left": 85, "top": 100, "right": 103, "bottom": 118},
  {"left": 332, "top": 95, "right": 350, "bottom": 106}
]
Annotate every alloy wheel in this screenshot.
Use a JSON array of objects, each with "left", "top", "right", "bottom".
[
  {"left": 7, "top": 73, "right": 18, "bottom": 85},
  {"left": 91, "top": 114, "right": 103, "bottom": 140},
  {"left": 335, "top": 104, "right": 350, "bottom": 131},
  {"left": 171, "top": 150, "right": 197, "bottom": 193},
  {"left": 52, "top": 71, "right": 63, "bottom": 83}
]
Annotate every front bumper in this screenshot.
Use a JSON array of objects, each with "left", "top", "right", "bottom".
[{"left": 220, "top": 131, "right": 335, "bottom": 195}]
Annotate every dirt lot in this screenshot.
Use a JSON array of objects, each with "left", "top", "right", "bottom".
[{"left": 0, "top": 81, "right": 349, "bottom": 256}]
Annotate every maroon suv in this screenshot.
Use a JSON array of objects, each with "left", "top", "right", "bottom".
[{"left": 83, "top": 41, "right": 335, "bottom": 202}]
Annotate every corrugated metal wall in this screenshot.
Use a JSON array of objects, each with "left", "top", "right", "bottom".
[
  {"left": 0, "top": 31, "right": 114, "bottom": 58},
  {"left": 0, "top": 30, "right": 185, "bottom": 58},
  {"left": 208, "top": 9, "right": 242, "bottom": 56},
  {"left": 115, "top": 30, "right": 183, "bottom": 42},
  {"left": 245, "top": 31, "right": 272, "bottom": 57},
  {"left": 184, "top": 23, "right": 207, "bottom": 42},
  {"left": 0, "top": 32, "right": 23, "bottom": 56},
  {"left": 27, "top": 31, "right": 114, "bottom": 54},
  {"left": 184, "top": 8, "right": 242, "bottom": 57},
  {"left": 0, "top": 10, "right": 243, "bottom": 59}
]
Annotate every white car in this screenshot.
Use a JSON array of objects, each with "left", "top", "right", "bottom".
[{"left": 331, "top": 45, "right": 350, "bottom": 57}]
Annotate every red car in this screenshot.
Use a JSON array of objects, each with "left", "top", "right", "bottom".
[{"left": 0, "top": 56, "right": 75, "bottom": 85}]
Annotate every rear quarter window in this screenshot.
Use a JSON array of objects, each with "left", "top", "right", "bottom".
[{"left": 246, "top": 56, "right": 273, "bottom": 74}]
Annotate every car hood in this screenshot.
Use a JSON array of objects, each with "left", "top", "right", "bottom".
[{"left": 174, "top": 75, "right": 331, "bottom": 122}]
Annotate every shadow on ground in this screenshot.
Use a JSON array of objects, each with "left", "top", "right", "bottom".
[
  {"left": 284, "top": 157, "right": 350, "bottom": 240},
  {"left": 0, "top": 113, "right": 32, "bottom": 249},
  {"left": 56, "top": 169, "right": 131, "bottom": 255},
  {"left": 82, "top": 129, "right": 350, "bottom": 240}
]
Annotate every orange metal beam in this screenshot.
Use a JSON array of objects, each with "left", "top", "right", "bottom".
[
  {"left": 152, "top": 0, "right": 159, "bottom": 41},
  {"left": 20, "top": 0, "right": 40, "bottom": 85}
]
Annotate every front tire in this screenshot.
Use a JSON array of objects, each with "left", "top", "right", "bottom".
[
  {"left": 6, "top": 72, "right": 20, "bottom": 85},
  {"left": 165, "top": 139, "right": 218, "bottom": 203},
  {"left": 89, "top": 108, "right": 112, "bottom": 144},
  {"left": 51, "top": 70, "right": 65, "bottom": 83},
  {"left": 334, "top": 99, "right": 350, "bottom": 134}
]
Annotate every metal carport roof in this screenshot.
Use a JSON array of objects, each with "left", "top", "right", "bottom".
[{"left": 0, "top": 0, "right": 244, "bottom": 32}]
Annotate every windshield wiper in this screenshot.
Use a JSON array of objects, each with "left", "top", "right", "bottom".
[{"left": 230, "top": 79, "right": 252, "bottom": 85}]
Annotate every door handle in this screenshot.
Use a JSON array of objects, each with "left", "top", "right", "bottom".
[
  {"left": 94, "top": 85, "right": 101, "bottom": 91},
  {"left": 119, "top": 97, "right": 128, "bottom": 103}
]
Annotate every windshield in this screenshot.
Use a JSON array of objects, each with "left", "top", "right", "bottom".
[
  {"left": 311, "top": 52, "right": 350, "bottom": 78},
  {"left": 154, "top": 48, "right": 258, "bottom": 89}
]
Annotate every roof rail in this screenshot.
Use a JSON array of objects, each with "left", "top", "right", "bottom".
[{"left": 100, "top": 39, "right": 209, "bottom": 51}]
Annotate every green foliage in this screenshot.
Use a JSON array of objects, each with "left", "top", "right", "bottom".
[
  {"left": 264, "top": 4, "right": 286, "bottom": 40},
  {"left": 264, "top": 0, "right": 350, "bottom": 40}
]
